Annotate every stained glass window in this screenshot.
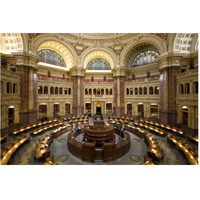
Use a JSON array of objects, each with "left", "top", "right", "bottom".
[
  {"left": 38, "top": 49, "right": 66, "bottom": 67},
  {"left": 131, "top": 50, "right": 159, "bottom": 68},
  {"left": 86, "top": 58, "right": 111, "bottom": 70}
]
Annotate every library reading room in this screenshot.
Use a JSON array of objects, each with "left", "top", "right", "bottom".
[{"left": 0, "top": 33, "right": 198, "bottom": 165}]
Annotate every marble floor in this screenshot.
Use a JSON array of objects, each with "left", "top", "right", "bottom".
[{"left": 2, "top": 117, "right": 196, "bottom": 165}]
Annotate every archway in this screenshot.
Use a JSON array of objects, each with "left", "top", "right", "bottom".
[
  {"left": 8, "top": 105, "right": 15, "bottom": 125},
  {"left": 138, "top": 103, "right": 144, "bottom": 118},
  {"left": 96, "top": 102, "right": 102, "bottom": 115},
  {"left": 53, "top": 104, "right": 60, "bottom": 117},
  {"left": 181, "top": 106, "right": 189, "bottom": 126}
]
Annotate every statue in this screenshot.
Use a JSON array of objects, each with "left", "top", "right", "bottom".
[
  {"left": 91, "top": 76, "right": 94, "bottom": 82},
  {"left": 1, "top": 56, "right": 7, "bottom": 67},
  {"left": 147, "top": 71, "right": 150, "bottom": 78},
  {"left": 132, "top": 74, "right": 135, "bottom": 80},
  {"left": 103, "top": 76, "right": 106, "bottom": 81},
  {"left": 190, "top": 59, "right": 194, "bottom": 70},
  {"left": 48, "top": 70, "right": 51, "bottom": 78},
  {"left": 63, "top": 73, "right": 65, "bottom": 80}
]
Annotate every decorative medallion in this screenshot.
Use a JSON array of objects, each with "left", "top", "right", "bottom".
[
  {"left": 57, "top": 155, "right": 68, "bottom": 162},
  {"left": 58, "top": 139, "right": 66, "bottom": 143},
  {"left": 130, "top": 155, "right": 141, "bottom": 162}
]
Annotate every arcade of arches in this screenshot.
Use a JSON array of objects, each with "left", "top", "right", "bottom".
[{"left": 0, "top": 33, "right": 198, "bottom": 165}]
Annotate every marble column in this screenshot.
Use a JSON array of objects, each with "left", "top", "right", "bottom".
[
  {"left": 113, "top": 76, "right": 125, "bottom": 116},
  {"left": 159, "top": 66, "right": 180, "bottom": 126},
  {"left": 17, "top": 65, "right": 38, "bottom": 125},
  {"left": 72, "top": 76, "right": 84, "bottom": 116}
]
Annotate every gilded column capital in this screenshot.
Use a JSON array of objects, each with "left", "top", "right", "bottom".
[
  {"left": 14, "top": 51, "right": 40, "bottom": 69},
  {"left": 112, "top": 66, "right": 127, "bottom": 77},
  {"left": 70, "top": 66, "right": 85, "bottom": 77},
  {"left": 158, "top": 53, "right": 182, "bottom": 71}
]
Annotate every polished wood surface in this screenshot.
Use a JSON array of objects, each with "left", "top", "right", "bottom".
[
  {"left": 13, "top": 119, "right": 58, "bottom": 135},
  {"left": 68, "top": 125, "right": 130, "bottom": 163},
  {"left": 35, "top": 135, "right": 53, "bottom": 160},
  {"left": 145, "top": 134, "right": 162, "bottom": 161},
  {"left": 1, "top": 135, "right": 29, "bottom": 165},
  {"left": 43, "top": 156, "right": 59, "bottom": 165},
  {"left": 31, "top": 122, "right": 63, "bottom": 136},
  {"left": 167, "top": 135, "right": 198, "bottom": 165}
]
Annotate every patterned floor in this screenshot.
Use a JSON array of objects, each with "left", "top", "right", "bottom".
[{"left": 2, "top": 118, "right": 197, "bottom": 165}]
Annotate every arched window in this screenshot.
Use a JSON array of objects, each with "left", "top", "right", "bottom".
[
  {"left": 106, "top": 89, "right": 109, "bottom": 95},
  {"left": 93, "top": 89, "right": 96, "bottom": 95},
  {"left": 59, "top": 87, "right": 63, "bottom": 95},
  {"left": 68, "top": 88, "right": 71, "bottom": 95},
  {"left": 38, "top": 86, "right": 42, "bottom": 94},
  {"left": 89, "top": 88, "right": 92, "bottom": 95},
  {"left": 179, "top": 84, "right": 184, "bottom": 94},
  {"left": 149, "top": 87, "right": 153, "bottom": 95},
  {"left": 38, "top": 49, "right": 66, "bottom": 67},
  {"left": 64, "top": 88, "right": 67, "bottom": 95},
  {"left": 55, "top": 87, "right": 58, "bottom": 94},
  {"left": 131, "top": 50, "right": 159, "bottom": 68},
  {"left": 155, "top": 86, "right": 159, "bottom": 95},
  {"left": 101, "top": 89, "right": 104, "bottom": 95},
  {"left": 7, "top": 82, "right": 12, "bottom": 93},
  {"left": 85, "top": 88, "right": 88, "bottom": 95},
  {"left": 97, "top": 88, "right": 100, "bottom": 95},
  {"left": 193, "top": 81, "right": 198, "bottom": 94},
  {"left": 50, "top": 87, "right": 54, "bottom": 94},
  {"left": 143, "top": 87, "right": 147, "bottom": 95},
  {"left": 13, "top": 83, "right": 18, "bottom": 93},
  {"left": 44, "top": 86, "right": 48, "bottom": 94},
  {"left": 126, "top": 88, "right": 129, "bottom": 95},
  {"left": 110, "top": 89, "right": 112, "bottom": 95},
  {"left": 130, "top": 88, "right": 133, "bottom": 95},
  {"left": 135, "top": 88, "right": 138, "bottom": 95},
  {"left": 86, "top": 58, "right": 111, "bottom": 70},
  {"left": 185, "top": 83, "right": 190, "bottom": 94},
  {"left": 139, "top": 87, "right": 142, "bottom": 95}
]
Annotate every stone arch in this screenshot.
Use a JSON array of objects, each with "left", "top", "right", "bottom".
[
  {"left": 177, "top": 105, "right": 189, "bottom": 125},
  {"left": 0, "top": 33, "right": 27, "bottom": 53},
  {"left": 32, "top": 34, "right": 77, "bottom": 66},
  {"left": 80, "top": 47, "right": 117, "bottom": 69},
  {"left": 120, "top": 35, "right": 165, "bottom": 67},
  {"left": 172, "top": 33, "right": 197, "bottom": 53}
]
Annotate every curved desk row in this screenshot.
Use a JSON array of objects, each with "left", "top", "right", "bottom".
[
  {"left": 35, "top": 135, "right": 53, "bottom": 160},
  {"left": 51, "top": 125, "right": 70, "bottom": 138},
  {"left": 13, "top": 119, "right": 58, "bottom": 135},
  {"left": 167, "top": 135, "right": 198, "bottom": 165},
  {"left": 31, "top": 122, "right": 63, "bottom": 136},
  {"left": 144, "top": 156, "right": 155, "bottom": 165},
  {"left": 124, "top": 124, "right": 146, "bottom": 138},
  {"left": 145, "top": 134, "right": 163, "bottom": 162},
  {"left": 43, "top": 156, "right": 59, "bottom": 165},
  {"left": 1, "top": 135, "right": 29, "bottom": 165},
  {"left": 139, "top": 119, "right": 184, "bottom": 136},
  {"left": 133, "top": 122, "right": 166, "bottom": 137},
  {"left": 35, "top": 125, "right": 70, "bottom": 160}
]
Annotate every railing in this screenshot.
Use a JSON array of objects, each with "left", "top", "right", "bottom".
[
  {"left": 177, "top": 68, "right": 198, "bottom": 78},
  {"left": 0, "top": 68, "right": 21, "bottom": 78}
]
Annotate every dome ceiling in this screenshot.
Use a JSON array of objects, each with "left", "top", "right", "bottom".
[{"left": 70, "top": 33, "right": 128, "bottom": 40}]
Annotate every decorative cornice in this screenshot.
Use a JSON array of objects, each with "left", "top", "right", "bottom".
[
  {"left": 153, "top": 33, "right": 169, "bottom": 41},
  {"left": 28, "top": 33, "right": 41, "bottom": 40}
]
